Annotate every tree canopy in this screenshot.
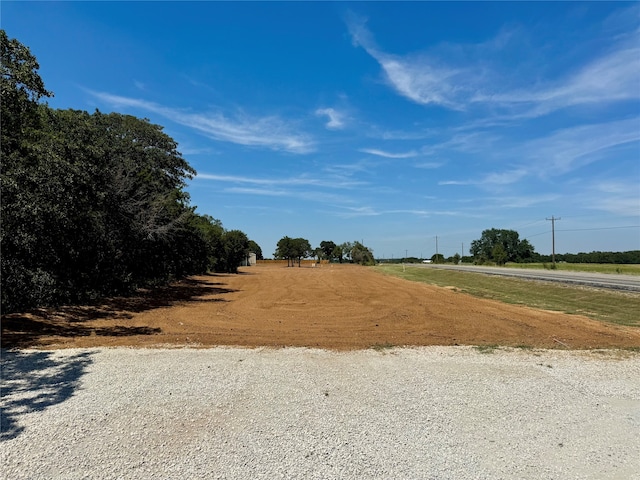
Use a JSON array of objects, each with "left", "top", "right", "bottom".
[
  {"left": 0, "top": 32, "right": 253, "bottom": 313},
  {"left": 470, "top": 228, "right": 535, "bottom": 264},
  {"left": 274, "top": 237, "right": 312, "bottom": 267}
]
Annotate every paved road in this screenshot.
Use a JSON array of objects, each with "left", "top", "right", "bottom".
[{"left": 413, "top": 263, "right": 640, "bottom": 292}]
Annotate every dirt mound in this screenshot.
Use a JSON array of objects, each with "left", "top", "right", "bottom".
[{"left": 3, "top": 264, "right": 639, "bottom": 350}]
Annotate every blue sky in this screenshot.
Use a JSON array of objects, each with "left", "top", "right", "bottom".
[{"left": 3, "top": 2, "right": 639, "bottom": 259}]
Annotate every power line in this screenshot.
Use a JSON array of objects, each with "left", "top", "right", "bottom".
[
  {"left": 557, "top": 225, "right": 640, "bottom": 232},
  {"left": 524, "top": 230, "right": 550, "bottom": 239}
]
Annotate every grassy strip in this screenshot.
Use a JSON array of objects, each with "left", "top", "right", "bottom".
[
  {"left": 375, "top": 265, "right": 640, "bottom": 327},
  {"left": 503, "top": 262, "right": 640, "bottom": 275}
]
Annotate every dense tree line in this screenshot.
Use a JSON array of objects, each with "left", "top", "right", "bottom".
[
  {"left": 530, "top": 250, "right": 640, "bottom": 265},
  {"left": 1, "top": 32, "right": 258, "bottom": 313},
  {"left": 470, "top": 227, "right": 637, "bottom": 265},
  {"left": 274, "top": 237, "right": 375, "bottom": 266}
]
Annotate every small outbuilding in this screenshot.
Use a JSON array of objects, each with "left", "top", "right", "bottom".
[{"left": 240, "top": 252, "right": 257, "bottom": 267}]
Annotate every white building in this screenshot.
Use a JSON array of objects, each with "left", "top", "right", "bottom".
[{"left": 240, "top": 252, "right": 257, "bottom": 267}]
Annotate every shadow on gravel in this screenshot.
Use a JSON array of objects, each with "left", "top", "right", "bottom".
[
  {"left": 1, "top": 276, "right": 237, "bottom": 349},
  {"left": 1, "top": 349, "right": 93, "bottom": 441}
]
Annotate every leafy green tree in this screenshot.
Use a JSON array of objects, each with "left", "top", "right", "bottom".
[
  {"left": 320, "top": 240, "right": 337, "bottom": 261},
  {"left": 1, "top": 32, "right": 216, "bottom": 312},
  {"left": 431, "top": 253, "right": 445, "bottom": 264},
  {"left": 248, "top": 240, "right": 263, "bottom": 260},
  {"left": 220, "top": 230, "right": 249, "bottom": 274},
  {"left": 340, "top": 242, "right": 353, "bottom": 263},
  {"left": 290, "top": 238, "right": 312, "bottom": 266},
  {"left": 492, "top": 244, "right": 507, "bottom": 266},
  {"left": 275, "top": 236, "right": 294, "bottom": 266},
  {"left": 470, "top": 228, "right": 535, "bottom": 264},
  {"left": 1, "top": 31, "right": 56, "bottom": 311},
  {"left": 332, "top": 244, "right": 345, "bottom": 263},
  {"left": 274, "top": 236, "right": 311, "bottom": 266},
  {"left": 350, "top": 241, "right": 375, "bottom": 265},
  {"left": 190, "top": 214, "right": 225, "bottom": 272},
  {"left": 452, "top": 253, "right": 461, "bottom": 265}
]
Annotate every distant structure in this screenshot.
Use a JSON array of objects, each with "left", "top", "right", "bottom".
[{"left": 240, "top": 252, "right": 257, "bottom": 267}]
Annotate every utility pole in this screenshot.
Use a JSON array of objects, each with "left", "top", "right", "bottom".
[
  {"left": 435, "top": 236, "right": 439, "bottom": 264},
  {"left": 546, "top": 216, "right": 561, "bottom": 266}
]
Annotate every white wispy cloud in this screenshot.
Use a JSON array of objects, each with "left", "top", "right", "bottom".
[
  {"left": 414, "top": 161, "right": 444, "bottom": 169},
  {"left": 332, "top": 205, "right": 468, "bottom": 219},
  {"left": 89, "top": 91, "right": 315, "bottom": 154},
  {"left": 439, "top": 118, "right": 639, "bottom": 187},
  {"left": 315, "top": 107, "right": 346, "bottom": 129},
  {"left": 195, "top": 172, "right": 366, "bottom": 189},
  {"left": 348, "top": 15, "right": 466, "bottom": 110},
  {"left": 486, "top": 194, "right": 561, "bottom": 209},
  {"left": 522, "top": 118, "right": 640, "bottom": 175},
  {"left": 482, "top": 38, "right": 640, "bottom": 117},
  {"left": 581, "top": 179, "right": 640, "bottom": 217},
  {"left": 225, "top": 186, "right": 354, "bottom": 206},
  {"left": 347, "top": 14, "right": 640, "bottom": 117},
  {"left": 359, "top": 148, "right": 418, "bottom": 159},
  {"left": 226, "top": 187, "right": 288, "bottom": 197}
]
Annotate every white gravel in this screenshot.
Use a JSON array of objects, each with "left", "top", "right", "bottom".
[{"left": 2, "top": 346, "right": 639, "bottom": 479}]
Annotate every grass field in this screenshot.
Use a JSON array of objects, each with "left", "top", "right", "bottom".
[
  {"left": 503, "top": 262, "right": 640, "bottom": 275},
  {"left": 375, "top": 264, "right": 640, "bottom": 327}
]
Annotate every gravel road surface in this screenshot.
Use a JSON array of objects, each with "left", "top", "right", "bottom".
[{"left": 2, "top": 346, "right": 639, "bottom": 479}]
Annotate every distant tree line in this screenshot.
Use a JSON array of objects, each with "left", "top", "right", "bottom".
[
  {"left": 378, "top": 228, "right": 638, "bottom": 266},
  {"left": 529, "top": 251, "right": 640, "bottom": 265},
  {"left": 274, "top": 238, "right": 375, "bottom": 266},
  {"left": 1, "top": 31, "right": 260, "bottom": 313},
  {"left": 469, "top": 228, "right": 638, "bottom": 265}
]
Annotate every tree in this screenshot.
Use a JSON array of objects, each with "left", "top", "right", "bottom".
[
  {"left": 248, "top": 240, "right": 263, "bottom": 260},
  {"left": 332, "top": 244, "right": 345, "bottom": 263},
  {"left": 220, "top": 230, "right": 249, "bottom": 274},
  {"left": 1, "top": 31, "right": 55, "bottom": 311},
  {"left": 340, "top": 242, "right": 353, "bottom": 263},
  {"left": 470, "top": 228, "right": 535, "bottom": 264},
  {"left": 1, "top": 32, "right": 255, "bottom": 313},
  {"left": 492, "top": 244, "right": 507, "bottom": 266},
  {"left": 431, "top": 253, "right": 445, "bottom": 264},
  {"left": 320, "top": 240, "right": 337, "bottom": 261},
  {"left": 274, "top": 236, "right": 311, "bottom": 266},
  {"left": 349, "top": 241, "right": 375, "bottom": 265},
  {"left": 290, "top": 238, "right": 312, "bottom": 266},
  {"left": 275, "top": 236, "right": 294, "bottom": 266},
  {"left": 190, "top": 214, "right": 225, "bottom": 272}
]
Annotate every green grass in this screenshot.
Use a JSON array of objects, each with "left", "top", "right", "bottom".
[
  {"left": 371, "top": 342, "right": 395, "bottom": 351},
  {"left": 474, "top": 344, "right": 501, "bottom": 354},
  {"left": 503, "top": 262, "right": 640, "bottom": 275},
  {"left": 375, "top": 264, "right": 640, "bottom": 327}
]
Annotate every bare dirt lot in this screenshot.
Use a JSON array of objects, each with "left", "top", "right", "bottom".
[{"left": 3, "top": 264, "right": 639, "bottom": 350}]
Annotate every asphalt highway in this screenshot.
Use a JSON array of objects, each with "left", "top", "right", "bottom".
[{"left": 413, "top": 263, "right": 640, "bottom": 292}]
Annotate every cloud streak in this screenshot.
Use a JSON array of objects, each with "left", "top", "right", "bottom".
[
  {"left": 359, "top": 148, "right": 418, "bottom": 159},
  {"left": 438, "top": 118, "right": 639, "bottom": 187},
  {"left": 196, "top": 172, "right": 366, "bottom": 189},
  {"left": 89, "top": 91, "right": 315, "bottom": 154},
  {"left": 316, "top": 107, "right": 346, "bottom": 129},
  {"left": 347, "top": 15, "right": 640, "bottom": 117}
]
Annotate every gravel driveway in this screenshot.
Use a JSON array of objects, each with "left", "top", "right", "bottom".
[{"left": 2, "top": 346, "right": 639, "bottom": 479}]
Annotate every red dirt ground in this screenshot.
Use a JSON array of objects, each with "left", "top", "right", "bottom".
[{"left": 2, "top": 264, "right": 639, "bottom": 350}]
